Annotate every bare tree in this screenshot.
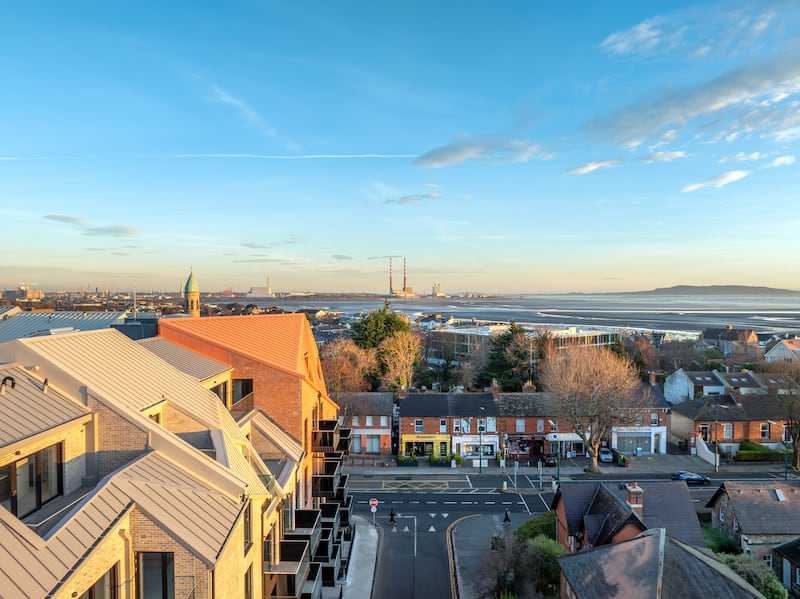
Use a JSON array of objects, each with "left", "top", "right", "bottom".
[
  {"left": 658, "top": 340, "right": 699, "bottom": 371},
  {"left": 539, "top": 346, "right": 641, "bottom": 470},
  {"left": 763, "top": 362, "right": 800, "bottom": 469},
  {"left": 319, "top": 338, "right": 377, "bottom": 397},
  {"left": 378, "top": 329, "right": 422, "bottom": 392}
]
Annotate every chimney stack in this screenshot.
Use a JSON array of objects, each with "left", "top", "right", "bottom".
[{"left": 625, "top": 482, "right": 644, "bottom": 517}]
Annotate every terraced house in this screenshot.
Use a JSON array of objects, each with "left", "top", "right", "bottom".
[{"left": 0, "top": 320, "right": 349, "bottom": 598}]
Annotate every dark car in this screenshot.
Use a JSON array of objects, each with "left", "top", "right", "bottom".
[
  {"left": 670, "top": 470, "right": 710, "bottom": 485},
  {"left": 541, "top": 453, "right": 558, "bottom": 467}
]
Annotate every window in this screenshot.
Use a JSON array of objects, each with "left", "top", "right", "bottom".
[
  {"left": 478, "top": 419, "right": 486, "bottom": 433},
  {"left": 796, "top": 568, "right": 800, "bottom": 586},
  {"left": 516, "top": 419, "right": 525, "bottom": 433},
  {"left": 352, "top": 435, "right": 362, "bottom": 453},
  {"left": 651, "top": 413, "right": 659, "bottom": 426},
  {"left": 763, "top": 554, "right": 772, "bottom": 569},
  {"left": 352, "top": 416, "right": 360, "bottom": 426},
  {"left": 723, "top": 423, "right": 733, "bottom": 439},
  {"left": 380, "top": 415, "right": 389, "bottom": 427},
  {"left": 0, "top": 443, "right": 62, "bottom": 517},
  {"left": 365, "top": 416, "right": 373, "bottom": 426},
  {"left": 76, "top": 567, "right": 117, "bottom": 599},
  {"left": 453, "top": 419, "right": 461, "bottom": 433},
  {"left": 718, "top": 509, "right": 724, "bottom": 523},
  {"left": 244, "top": 566, "right": 252, "bottom": 599},
  {"left": 136, "top": 552, "right": 174, "bottom": 599},
  {"left": 486, "top": 417, "right": 497, "bottom": 432},
  {"left": 635, "top": 414, "right": 643, "bottom": 426},
  {"left": 243, "top": 501, "right": 252, "bottom": 554},
  {"left": 232, "top": 378, "right": 253, "bottom": 404},
  {"left": 440, "top": 419, "right": 447, "bottom": 433},
  {"left": 761, "top": 422, "right": 770, "bottom": 438},
  {"left": 537, "top": 419, "right": 544, "bottom": 433},
  {"left": 366, "top": 435, "right": 380, "bottom": 453},
  {"left": 415, "top": 419, "right": 423, "bottom": 433}
]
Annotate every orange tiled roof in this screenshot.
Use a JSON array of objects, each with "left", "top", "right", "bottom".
[{"left": 158, "top": 314, "right": 310, "bottom": 377}]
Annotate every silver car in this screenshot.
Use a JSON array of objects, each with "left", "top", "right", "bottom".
[{"left": 598, "top": 447, "right": 614, "bottom": 463}]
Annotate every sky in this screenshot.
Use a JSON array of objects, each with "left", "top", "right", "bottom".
[{"left": 2, "top": 1, "right": 800, "bottom": 295}]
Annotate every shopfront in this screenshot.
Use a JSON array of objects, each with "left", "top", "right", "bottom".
[
  {"left": 504, "top": 434, "right": 544, "bottom": 462},
  {"left": 612, "top": 425, "right": 667, "bottom": 455},
  {"left": 452, "top": 433, "right": 498, "bottom": 458},
  {"left": 401, "top": 433, "right": 450, "bottom": 458},
  {"left": 545, "top": 432, "right": 586, "bottom": 458}
]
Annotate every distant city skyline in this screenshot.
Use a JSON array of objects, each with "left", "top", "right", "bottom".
[{"left": 2, "top": 1, "right": 799, "bottom": 294}]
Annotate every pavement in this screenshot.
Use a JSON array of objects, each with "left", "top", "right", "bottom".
[{"left": 340, "top": 453, "right": 793, "bottom": 598}]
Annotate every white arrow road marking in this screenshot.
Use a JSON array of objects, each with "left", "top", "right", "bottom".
[{"left": 428, "top": 526, "right": 436, "bottom": 532}]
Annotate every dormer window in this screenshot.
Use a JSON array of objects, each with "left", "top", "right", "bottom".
[{"left": 0, "top": 443, "right": 62, "bottom": 518}]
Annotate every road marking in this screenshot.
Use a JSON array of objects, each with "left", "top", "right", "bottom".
[
  {"left": 443, "top": 501, "right": 457, "bottom": 504},
  {"left": 485, "top": 501, "right": 495, "bottom": 505},
  {"left": 409, "top": 501, "right": 420, "bottom": 504},
  {"left": 442, "top": 513, "right": 449, "bottom": 518},
  {"left": 383, "top": 481, "right": 449, "bottom": 490},
  {"left": 535, "top": 493, "right": 548, "bottom": 512},
  {"left": 426, "top": 501, "right": 437, "bottom": 504},
  {"left": 428, "top": 526, "right": 436, "bottom": 532}
]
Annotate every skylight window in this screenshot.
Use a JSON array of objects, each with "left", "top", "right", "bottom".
[{"left": 776, "top": 489, "right": 786, "bottom": 502}]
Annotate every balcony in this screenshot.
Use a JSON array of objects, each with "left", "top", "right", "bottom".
[
  {"left": 300, "top": 562, "right": 322, "bottom": 599},
  {"left": 313, "top": 526, "right": 333, "bottom": 562},
  {"left": 332, "top": 493, "right": 352, "bottom": 527},
  {"left": 265, "top": 540, "right": 310, "bottom": 599},
  {"left": 337, "top": 427, "right": 352, "bottom": 453},
  {"left": 312, "top": 420, "right": 341, "bottom": 453},
  {"left": 312, "top": 454, "right": 343, "bottom": 499},
  {"left": 284, "top": 509, "right": 321, "bottom": 555},
  {"left": 320, "top": 502, "right": 341, "bottom": 539},
  {"left": 321, "top": 542, "right": 341, "bottom": 587}
]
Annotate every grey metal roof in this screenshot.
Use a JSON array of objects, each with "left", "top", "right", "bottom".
[
  {"left": 0, "top": 311, "right": 128, "bottom": 343},
  {"left": 398, "top": 392, "right": 497, "bottom": 417},
  {"left": 671, "top": 394, "right": 786, "bottom": 422},
  {"left": 558, "top": 528, "right": 765, "bottom": 599},
  {"left": 0, "top": 365, "right": 90, "bottom": 449},
  {"left": 336, "top": 392, "right": 395, "bottom": 416},
  {"left": 707, "top": 481, "right": 800, "bottom": 535},
  {"left": 716, "top": 371, "right": 762, "bottom": 388},
  {"left": 138, "top": 336, "right": 231, "bottom": 382},
  {"left": 498, "top": 392, "right": 560, "bottom": 416},
  {"left": 0, "top": 450, "right": 243, "bottom": 597}
]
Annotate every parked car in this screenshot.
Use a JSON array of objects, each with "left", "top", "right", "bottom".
[
  {"left": 541, "top": 453, "right": 558, "bottom": 467},
  {"left": 598, "top": 447, "right": 614, "bottom": 463},
  {"left": 670, "top": 470, "right": 710, "bottom": 485}
]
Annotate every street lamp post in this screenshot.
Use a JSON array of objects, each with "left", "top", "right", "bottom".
[
  {"left": 549, "top": 419, "right": 560, "bottom": 488},
  {"left": 714, "top": 419, "right": 719, "bottom": 473},
  {"left": 479, "top": 406, "right": 484, "bottom": 474}
]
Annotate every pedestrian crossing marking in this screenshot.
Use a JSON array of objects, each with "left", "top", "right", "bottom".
[{"left": 428, "top": 526, "right": 436, "bottom": 532}]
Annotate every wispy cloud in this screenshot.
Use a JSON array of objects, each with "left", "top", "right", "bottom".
[
  {"left": 211, "top": 85, "right": 276, "bottom": 137},
  {"left": 414, "top": 135, "right": 542, "bottom": 168},
  {"left": 383, "top": 193, "right": 443, "bottom": 206},
  {"left": 566, "top": 159, "right": 621, "bottom": 175},
  {"left": 764, "top": 155, "right": 795, "bottom": 168},
  {"left": 719, "top": 151, "right": 767, "bottom": 162},
  {"left": 332, "top": 254, "right": 353, "bottom": 260},
  {"left": 600, "top": 18, "right": 665, "bottom": 56},
  {"left": 243, "top": 242, "right": 273, "bottom": 249},
  {"left": 44, "top": 214, "right": 141, "bottom": 237},
  {"left": 584, "top": 55, "right": 800, "bottom": 148},
  {"left": 641, "top": 151, "right": 687, "bottom": 163},
  {"left": 681, "top": 170, "right": 749, "bottom": 193}
]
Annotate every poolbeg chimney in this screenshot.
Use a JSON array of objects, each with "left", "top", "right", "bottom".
[
  {"left": 389, "top": 257, "right": 393, "bottom": 295},
  {"left": 403, "top": 257, "right": 407, "bottom": 292},
  {"left": 626, "top": 482, "right": 644, "bottom": 517}
]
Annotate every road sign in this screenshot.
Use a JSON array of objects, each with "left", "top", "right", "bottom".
[
  {"left": 369, "top": 497, "right": 379, "bottom": 508},
  {"left": 370, "top": 506, "right": 377, "bottom": 513}
]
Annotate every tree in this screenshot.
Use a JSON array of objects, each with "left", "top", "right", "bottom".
[
  {"left": 539, "top": 346, "right": 642, "bottom": 470},
  {"left": 378, "top": 329, "right": 422, "bottom": 393},
  {"left": 721, "top": 554, "right": 787, "bottom": 599},
  {"left": 319, "top": 338, "right": 378, "bottom": 395},
  {"left": 351, "top": 302, "right": 410, "bottom": 349},
  {"left": 476, "top": 322, "right": 531, "bottom": 391},
  {"left": 763, "top": 361, "right": 800, "bottom": 469},
  {"left": 658, "top": 339, "right": 699, "bottom": 371},
  {"left": 625, "top": 335, "right": 658, "bottom": 373}
]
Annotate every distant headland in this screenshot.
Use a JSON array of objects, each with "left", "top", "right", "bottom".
[{"left": 620, "top": 285, "right": 800, "bottom": 296}]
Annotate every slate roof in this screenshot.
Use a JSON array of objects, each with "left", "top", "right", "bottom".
[
  {"left": 554, "top": 481, "right": 706, "bottom": 548},
  {"left": 715, "top": 371, "right": 762, "bottom": 389},
  {"left": 631, "top": 382, "right": 669, "bottom": 408},
  {"left": 672, "top": 394, "right": 787, "bottom": 422},
  {"left": 707, "top": 481, "right": 800, "bottom": 536},
  {"left": 498, "top": 392, "right": 560, "bottom": 416},
  {"left": 558, "top": 528, "right": 765, "bottom": 599},
  {"left": 138, "top": 336, "right": 231, "bottom": 382},
  {"left": 336, "top": 392, "right": 395, "bottom": 416},
  {"left": 0, "top": 310, "right": 128, "bottom": 343},
  {"left": 774, "top": 537, "right": 800, "bottom": 564},
  {"left": 703, "top": 327, "right": 757, "bottom": 342},
  {"left": 398, "top": 392, "right": 497, "bottom": 417}
]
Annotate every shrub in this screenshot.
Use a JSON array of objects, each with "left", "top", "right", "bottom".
[
  {"left": 702, "top": 522, "right": 739, "bottom": 554},
  {"left": 514, "top": 510, "right": 557, "bottom": 541},
  {"left": 721, "top": 554, "right": 787, "bottom": 599}
]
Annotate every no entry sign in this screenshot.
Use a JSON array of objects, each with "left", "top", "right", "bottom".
[{"left": 369, "top": 497, "right": 378, "bottom": 508}]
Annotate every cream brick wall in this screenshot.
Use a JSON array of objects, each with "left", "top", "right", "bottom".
[
  {"left": 90, "top": 400, "right": 148, "bottom": 478},
  {"left": 0, "top": 422, "right": 87, "bottom": 496},
  {"left": 53, "top": 512, "right": 133, "bottom": 599}
]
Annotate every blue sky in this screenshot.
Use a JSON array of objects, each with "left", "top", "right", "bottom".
[{"left": 2, "top": 1, "right": 799, "bottom": 294}]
